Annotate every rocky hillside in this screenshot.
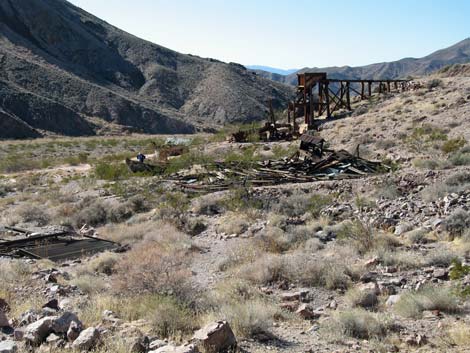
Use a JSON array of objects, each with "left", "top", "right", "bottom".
[
  {"left": 255, "top": 38, "right": 470, "bottom": 85},
  {"left": 0, "top": 0, "right": 294, "bottom": 139}
]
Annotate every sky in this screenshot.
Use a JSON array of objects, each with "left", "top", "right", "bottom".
[{"left": 68, "top": 0, "right": 470, "bottom": 70}]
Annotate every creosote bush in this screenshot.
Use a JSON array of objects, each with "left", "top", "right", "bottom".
[{"left": 113, "top": 225, "right": 193, "bottom": 300}]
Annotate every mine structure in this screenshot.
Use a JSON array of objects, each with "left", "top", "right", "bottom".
[{"left": 288, "top": 72, "right": 410, "bottom": 128}]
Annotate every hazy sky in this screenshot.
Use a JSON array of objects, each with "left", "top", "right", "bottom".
[{"left": 68, "top": 0, "right": 470, "bottom": 69}]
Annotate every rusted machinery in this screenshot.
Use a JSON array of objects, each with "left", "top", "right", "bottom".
[{"left": 288, "top": 72, "right": 410, "bottom": 127}]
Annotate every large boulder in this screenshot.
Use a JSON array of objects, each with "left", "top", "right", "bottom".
[
  {"left": 71, "top": 327, "right": 100, "bottom": 351},
  {"left": 192, "top": 321, "right": 237, "bottom": 353},
  {"left": 24, "top": 317, "right": 55, "bottom": 346}
]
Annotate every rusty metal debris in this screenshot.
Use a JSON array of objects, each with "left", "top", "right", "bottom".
[{"left": 0, "top": 227, "right": 119, "bottom": 261}]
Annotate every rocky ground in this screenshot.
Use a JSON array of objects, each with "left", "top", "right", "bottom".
[{"left": 1, "top": 69, "right": 470, "bottom": 352}]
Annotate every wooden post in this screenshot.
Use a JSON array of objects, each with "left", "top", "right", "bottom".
[
  {"left": 387, "top": 81, "right": 391, "bottom": 92},
  {"left": 361, "top": 82, "right": 365, "bottom": 99},
  {"left": 368, "top": 81, "right": 372, "bottom": 97},
  {"left": 378, "top": 82, "right": 382, "bottom": 94},
  {"left": 318, "top": 83, "right": 323, "bottom": 115},
  {"left": 325, "top": 82, "right": 330, "bottom": 118},
  {"left": 394, "top": 81, "right": 398, "bottom": 91},
  {"left": 346, "top": 82, "right": 351, "bottom": 110}
]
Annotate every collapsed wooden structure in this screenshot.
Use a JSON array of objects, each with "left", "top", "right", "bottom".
[
  {"left": 288, "top": 72, "right": 410, "bottom": 127},
  {"left": 0, "top": 227, "right": 119, "bottom": 261},
  {"left": 169, "top": 134, "right": 387, "bottom": 192}
]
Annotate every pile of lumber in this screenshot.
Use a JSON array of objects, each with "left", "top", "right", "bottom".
[{"left": 170, "top": 148, "right": 388, "bottom": 192}]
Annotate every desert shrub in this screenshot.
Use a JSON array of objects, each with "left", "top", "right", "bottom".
[
  {"left": 222, "top": 187, "right": 262, "bottom": 212},
  {"left": 442, "top": 138, "right": 466, "bottom": 154},
  {"left": 448, "top": 323, "right": 470, "bottom": 348},
  {"left": 256, "top": 226, "right": 293, "bottom": 253},
  {"left": 425, "top": 248, "right": 457, "bottom": 267},
  {"left": 145, "top": 296, "right": 198, "bottom": 338},
  {"left": 0, "top": 184, "right": 13, "bottom": 197},
  {"left": 322, "top": 309, "right": 390, "bottom": 340},
  {"left": 212, "top": 299, "right": 279, "bottom": 339},
  {"left": 394, "top": 286, "right": 459, "bottom": 318},
  {"left": 79, "top": 294, "right": 198, "bottom": 339},
  {"left": 72, "top": 199, "right": 108, "bottom": 227},
  {"left": 405, "top": 228, "right": 429, "bottom": 244},
  {"left": 72, "top": 274, "right": 107, "bottom": 294},
  {"left": 449, "top": 259, "right": 470, "bottom": 280},
  {"left": 375, "top": 180, "right": 401, "bottom": 200},
  {"left": 15, "top": 203, "right": 51, "bottom": 226},
  {"left": 238, "top": 253, "right": 287, "bottom": 285},
  {"left": 375, "top": 139, "right": 396, "bottom": 150},
  {"left": 427, "top": 79, "right": 443, "bottom": 89},
  {"left": 336, "top": 219, "right": 375, "bottom": 254},
  {"left": 446, "top": 171, "right": 470, "bottom": 187},
  {"left": 443, "top": 209, "right": 470, "bottom": 236},
  {"left": 271, "top": 191, "right": 332, "bottom": 218},
  {"left": 86, "top": 252, "right": 120, "bottom": 275},
  {"left": 113, "top": 228, "right": 192, "bottom": 300},
  {"left": 94, "top": 162, "right": 131, "bottom": 180},
  {"left": 344, "top": 288, "right": 378, "bottom": 309},
  {"left": 216, "top": 212, "right": 250, "bottom": 235},
  {"left": 99, "top": 221, "right": 155, "bottom": 244},
  {"left": 374, "top": 249, "right": 423, "bottom": 270},
  {"left": 449, "top": 151, "right": 470, "bottom": 166},
  {"left": 412, "top": 158, "right": 451, "bottom": 170}
]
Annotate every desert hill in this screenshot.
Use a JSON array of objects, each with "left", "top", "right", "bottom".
[
  {"left": 255, "top": 38, "right": 470, "bottom": 85},
  {"left": 0, "top": 0, "right": 294, "bottom": 139}
]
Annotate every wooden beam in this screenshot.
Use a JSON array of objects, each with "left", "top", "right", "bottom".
[{"left": 346, "top": 82, "right": 351, "bottom": 110}]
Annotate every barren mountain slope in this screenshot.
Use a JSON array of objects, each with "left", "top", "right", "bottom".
[
  {"left": 0, "top": 0, "right": 294, "bottom": 138},
  {"left": 256, "top": 38, "right": 470, "bottom": 85}
]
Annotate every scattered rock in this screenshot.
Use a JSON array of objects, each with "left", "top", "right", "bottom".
[
  {"left": 71, "top": 327, "right": 100, "bottom": 351},
  {"left": 296, "top": 304, "right": 322, "bottom": 320},
  {"left": 192, "top": 321, "right": 237, "bottom": 353},
  {"left": 405, "top": 333, "right": 427, "bottom": 346},
  {"left": 152, "top": 343, "right": 198, "bottom": 353},
  {"left": 0, "top": 310, "right": 9, "bottom": 328},
  {"left": 280, "top": 289, "right": 309, "bottom": 302},
  {"left": 42, "top": 299, "right": 59, "bottom": 311},
  {"left": 24, "top": 317, "right": 56, "bottom": 345},
  {"left": 67, "top": 321, "right": 81, "bottom": 342},
  {"left": 386, "top": 295, "right": 401, "bottom": 307},
  {"left": 149, "top": 339, "right": 167, "bottom": 351},
  {"left": 0, "top": 341, "right": 17, "bottom": 353},
  {"left": 433, "top": 268, "right": 448, "bottom": 280},
  {"left": 52, "top": 312, "right": 82, "bottom": 334}
]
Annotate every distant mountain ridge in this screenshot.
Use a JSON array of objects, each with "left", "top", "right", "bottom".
[
  {"left": 253, "top": 38, "right": 470, "bottom": 85},
  {"left": 0, "top": 0, "right": 294, "bottom": 139},
  {"left": 246, "top": 66, "right": 299, "bottom": 76}
]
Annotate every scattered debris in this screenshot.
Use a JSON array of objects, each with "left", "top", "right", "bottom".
[{"left": 0, "top": 227, "right": 119, "bottom": 261}]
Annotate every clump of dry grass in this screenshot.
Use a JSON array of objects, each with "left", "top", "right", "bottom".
[
  {"left": 321, "top": 309, "right": 391, "bottom": 340},
  {"left": 394, "top": 286, "right": 460, "bottom": 318},
  {"left": 205, "top": 280, "right": 284, "bottom": 339}
]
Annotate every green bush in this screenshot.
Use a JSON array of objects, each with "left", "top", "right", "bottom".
[
  {"left": 94, "top": 162, "right": 131, "bottom": 180},
  {"left": 442, "top": 138, "right": 466, "bottom": 154}
]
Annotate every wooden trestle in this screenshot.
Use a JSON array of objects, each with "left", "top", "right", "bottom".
[{"left": 288, "top": 72, "right": 409, "bottom": 128}]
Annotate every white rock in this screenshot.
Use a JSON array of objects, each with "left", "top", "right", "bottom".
[{"left": 0, "top": 341, "right": 17, "bottom": 353}]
